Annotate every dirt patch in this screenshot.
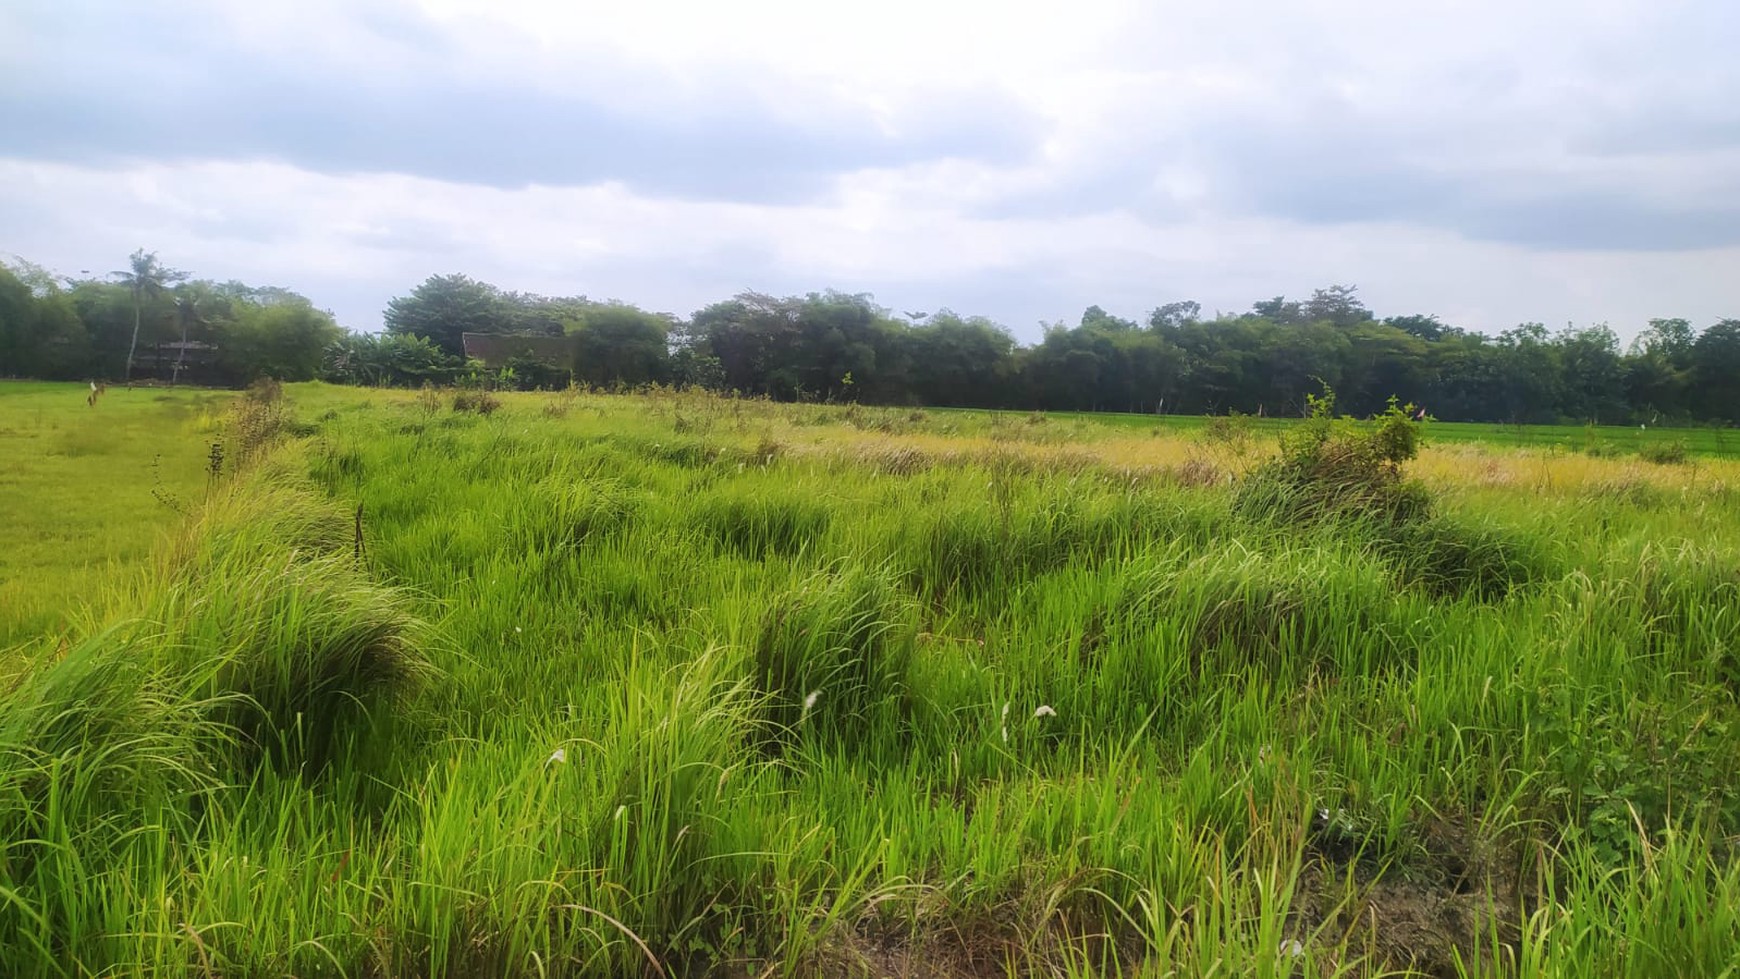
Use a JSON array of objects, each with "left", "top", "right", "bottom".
[{"left": 1292, "top": 821, "right": 1525, "bottom": 978}]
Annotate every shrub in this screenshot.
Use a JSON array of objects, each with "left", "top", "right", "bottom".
[
  {"left": 1235, "top": 392, "right": 1429, "bottom": 527},
  {"left": 1198, "top": 411, "right": 1254, "bottom": 452}
]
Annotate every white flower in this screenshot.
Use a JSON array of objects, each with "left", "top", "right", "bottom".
[
  {"left": 803, "top": 690, "right": 821, "bottom": 712},
  {"left": 547, "top": 748, "right": 567, "bottom": 765},
  {"left": 1033, "top": 705, "right": 1056, "bottom": 718}
]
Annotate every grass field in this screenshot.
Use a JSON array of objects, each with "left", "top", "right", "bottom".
[
  {"left": 4, "top": 379, "right": 1740, "bottom": 977},
  {"left": 0, "top": 382, "right": 233, "bottom": 653}
]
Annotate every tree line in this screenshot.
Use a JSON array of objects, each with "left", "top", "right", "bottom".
[
  {"left": 4, "top": 255, "right": 1738, "bottom": 425},
  {"left": 0, "top": 252, "right": 341, "bottom": 388}
]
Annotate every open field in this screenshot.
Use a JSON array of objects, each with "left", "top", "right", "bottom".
[{"left": 4, "top": 380, "right": 1740, "bottom": 976}]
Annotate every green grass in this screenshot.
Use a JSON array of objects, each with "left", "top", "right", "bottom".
[
  {"left": 4, "top": 380, "right": 1740, "bottom": 976},
  {"left": 0, "top": 381, "right": 232, "bottom": 654}
]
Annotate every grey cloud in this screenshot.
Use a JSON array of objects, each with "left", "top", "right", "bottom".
[
  {"left": 962, "top": 0, "right": 1740, "bottom": 252},
  {"left": 972, "top": 70, "right": 1740, "bottom": 251},
  {"left": 0, "top": 3, "right": 1040, "bottom": 202}
]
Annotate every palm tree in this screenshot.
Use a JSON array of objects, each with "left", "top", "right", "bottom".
[{"left": 112, "top": 249, "right": 186, "bottom": 382}]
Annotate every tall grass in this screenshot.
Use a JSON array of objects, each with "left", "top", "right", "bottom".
[{"left": 3, "top": 381, "right": 1740, "bottom": 976}]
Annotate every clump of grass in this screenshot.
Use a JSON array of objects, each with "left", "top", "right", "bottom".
[
  {"left": 1639, "top": 438, "right": 1690, "bottom": 465},
  {"left": 753, "top": 435, "right": 785, "bottom": 465},
  {"left": 754, "top": 565, "right": 914, "bottom": 750},
  {"left": 1112, "top": 543, "right": 1413, "bottom": 682},
  {"left": 860, "top": 445, "right": 930, "bottom": 476},
  {"left": 0, "top": 630, "right": 224, "bottom": 963},
  {"left": 1376, "top": 514, "right": 1555, "bottom": 600},
  {"left": 1171, "top": 455, "right": 1225, "bottom": 487},
  {"left": 451, "top": 389, "right": 501, "bottom": 415},
  {"left": 157, "top": 547, "right": 428, "bottom": 774},
  {"left": 1583, "top": 471, "right": 1666, "bottom": 509},
  {"left": 142, "top": 474, "right": 431, "bottom": 774},
  {"left": 695, "top": 491, "right": 831, "bottom": 559},
  {"left": 514, "top": 478, "right": 638, "bottom": 553}
]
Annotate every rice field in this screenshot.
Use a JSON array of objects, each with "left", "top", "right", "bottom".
[{"left": 3, "top": 379, "right": 1740, "bottom": 977}]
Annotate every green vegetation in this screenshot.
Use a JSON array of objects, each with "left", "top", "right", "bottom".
[
  {"left": 0, "top": 382, "right": 233, "bottom": 651},
  {"left": 8, "top": 253, "right": 1740, "bottom": 429},
  {"left": 5, "top": 380, "right": 1740, "bottom": 976}
]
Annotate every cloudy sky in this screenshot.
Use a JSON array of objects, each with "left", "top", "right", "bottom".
[{"left": 2, "top": 0, "right": 1736, "bottom": 340}]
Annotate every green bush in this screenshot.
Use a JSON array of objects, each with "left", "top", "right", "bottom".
[{"left": 1235, "top": 392, "right": 1429, "bottom": 527}]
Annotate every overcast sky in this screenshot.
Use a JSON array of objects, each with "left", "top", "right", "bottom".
[{"left": 2, "top": 0, "right": 1736, "bottom": 340}]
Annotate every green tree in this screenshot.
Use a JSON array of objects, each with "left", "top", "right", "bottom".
[
  {"left": 383, "top": 273, "right": 509, "bottom": 357},
  {"left": 0, "top": 263, "right": 90, "bottom": 379},
  {"left": 1691, "top": 320, "right": 1740, "bottom": 422},
  {"left": 1553, "top": 324, "right": 1626, "bottom": 424},
  {"left": 1626, "top": 318, "right": 1696, "bottom": 421},
  {"left": 568, "top": 304, "right": 670, "bottom": 387},
  {"left": 1302, "top": 284, "right": 1372, "bottom": 328}
]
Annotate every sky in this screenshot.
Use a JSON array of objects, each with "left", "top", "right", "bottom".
[{"left": 2, "top": 0, "right": 1737, "bottom": 341}]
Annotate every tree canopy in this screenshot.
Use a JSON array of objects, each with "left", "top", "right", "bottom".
[{"left": 5, "top": 252, "right": 1740, "bottom": 426}]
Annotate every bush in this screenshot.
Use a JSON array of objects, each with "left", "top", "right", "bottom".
[
  {"left": 1235, "top": 392, "right": 1429, "bottom": 527},
  {"left": 1198, "top": 411, "right": 1254, "bottom": 452}
]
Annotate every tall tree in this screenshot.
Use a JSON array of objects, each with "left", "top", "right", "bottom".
[
  {"left": 383, "top": 273, "right": 508, "bottom": 357},
  {"left": 112, "top": 249, "right": 186, "bottom": 381}
]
